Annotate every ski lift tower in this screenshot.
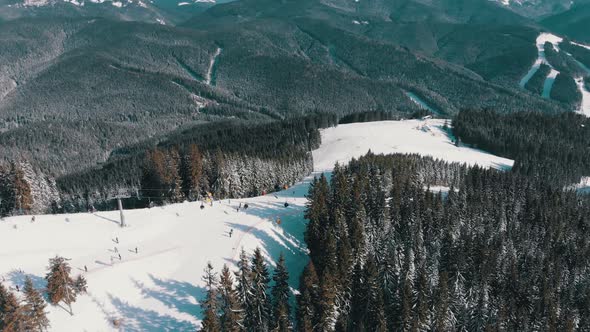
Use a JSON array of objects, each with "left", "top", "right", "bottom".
[{"left": 118, "top": 197, "right": 125, "bottom": 228}]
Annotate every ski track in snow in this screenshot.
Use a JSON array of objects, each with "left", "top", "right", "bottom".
[
  {"left": 0, "top": 119, "right": 513, "bottom": 331},
  {"left": 205, "top": 47, "right": 221, "bottom": 86}
]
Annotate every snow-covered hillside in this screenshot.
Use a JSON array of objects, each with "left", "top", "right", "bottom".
[
  {"left": 520, "top": 32, "right": 590, "bottom": 116},
  {"left": 0, "top": 119, "right": 513, "bottom": 331}
]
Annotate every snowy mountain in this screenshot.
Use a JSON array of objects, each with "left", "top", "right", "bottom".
[
  {"left": 0, "top": 119, "right": 513, "bottom": 331},
  {"left": 0, "top": 0, "right": 228, "bottom": 24},
  {"left": 492, "top": 0, "right": 590, "bottom": 17}
]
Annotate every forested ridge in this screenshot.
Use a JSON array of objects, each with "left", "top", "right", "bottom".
[
  {"left": 297, "top": 152, "right": 590, "bottom": 331},
  {"left": 453, "top": 109, "right": 590, "bottom": 186},
  {"left": 2, "top": 114, "right": 338, "bottom": 215}
]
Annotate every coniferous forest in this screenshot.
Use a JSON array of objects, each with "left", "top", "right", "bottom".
[
  {"left": 453, "top": 109, "right": 590, "bottom": 186},
  {"left": 298, "top": 152, "right": 590, "bottom": 331}
]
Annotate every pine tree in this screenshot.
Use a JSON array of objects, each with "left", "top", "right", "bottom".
[
  {"left": 245, "top": 248, "right": 270, "bottom": 332},
  {"left": 45, "top": 256, "right": 76, "bottom": 315},
  {"left": 271, "top": 253, "right": 291, "bottom": 332},
  {"left": 201, "top": 262, "right": 221, "bottom": 332},
  {"left": 296, "top": 262, "right": 320, "bottom": 332},
  {"left": 23, "top": 277, "right": 50, "bottom": 332},
  {"left": 219, "top": 265, "right": 241, "bottom": 332}
]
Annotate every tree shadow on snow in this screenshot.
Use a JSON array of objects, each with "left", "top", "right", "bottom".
[
  {"left": 108, "top": 294, "right": 197, "bottom": 332},
  {"left": 131, "top": 274, "right": 205, "bottom": 320},
  {"left": 224, "top": 220, "right": 309, "bottom": 303},
  {"left": 7, "top": 270, "right": 47, "bottom": 292}
]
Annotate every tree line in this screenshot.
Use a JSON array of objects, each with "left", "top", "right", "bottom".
[
  {"left": 199, "top": 248, "right": 292, "bottom": 332},
  {"left": 453, "top": 109, "right": 590, "bottom": 187}
]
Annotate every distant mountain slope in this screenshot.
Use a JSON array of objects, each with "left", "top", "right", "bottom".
[
  {"left": 0, "top": 0, "right": 222, "bottom": 25},
  {"left": 542, "top": 4, "right": 590, "bottom": 43},
  {"left": 491, "top": 0, "right": 590, "bottom": 18},
  {"left": 0, "top": 0, "right": 571, "bottom": 179}
]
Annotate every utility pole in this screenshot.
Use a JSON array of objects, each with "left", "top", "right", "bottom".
[{"left": 118, "top": 197, "right": 125, "bottom": 227}]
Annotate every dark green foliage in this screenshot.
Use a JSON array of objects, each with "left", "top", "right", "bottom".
[
  {"left": 296, "top": 262, "right": 320, "bottom": 332},
  {"left": 542, "top": 4, "right": 590, "bottom": 43},
  {"left": 298, "top": 151, "right": 590, "bottom": 330},
  {"left": 218, "top": 265, "right": 241, "bottom": 332},
  {"left": 271, "top": 254, "right": 291, "bottom": 332},
  {"left": 338, "top": 111, "right": 400, "bottom": 124},
  {"left": 453, "top": 109, "right": 590, "bottom": 186},
  {"left": 550, "top": 73, "right": 582, "bottom": 106},
  {"left": 245, "top": 248, "right": 271, "bottom": 332},
  {"left": 524, "top": 64, "right": 551, "bottom": 95},
  {"left": 55, "top": 114, "right": 337, "bottom": 211},
  {"left": 544, "top": 42, "right": 585, "bottom": 76},
  {"left": 559, "top": 40, "right": 590, "bottom": 69},
  {"left": 201, "top": 262, "right": 221, "bottom": 332}
]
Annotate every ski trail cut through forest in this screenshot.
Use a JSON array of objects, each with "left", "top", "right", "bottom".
[
  {"left": 519, "top": 33, "right": 562, "bottom": 98},
  {"left": 404, "top": 91, "right": 442, "bottom": 115},
  {"left": 174, "top": 56, "right": 204, "bottom": 82},
  {"left": 206, "top": 47, "right": 222, "bottom": 86}
]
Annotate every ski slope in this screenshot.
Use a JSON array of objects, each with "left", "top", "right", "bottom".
[
  {"left": 520, "top": 32, "right": 590, "bottom": 116},
  {"left": 0, "top": 119, "right": 513, "bottom": 331}
]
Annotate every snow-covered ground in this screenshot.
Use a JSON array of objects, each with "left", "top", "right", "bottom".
[{"left": 0, "top": 119, "right": 513, "bottom": 331}]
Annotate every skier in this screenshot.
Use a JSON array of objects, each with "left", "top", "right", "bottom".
[
  {"left": 244, "top": 203, "right": 249, "bottom": 210},
  {"left": 200, "top": 203, "right": 205, "bottom": 210},
  {"left": 229, "top": 229, "right": 234, "bottom": 238},
  {"left": 118, "top": 253, "right": 122, "bottom": 260},
  {"left": 31, "top": 216, "right": 35, "bottom": 223},
  {"left": 115, "top": 237, "right": 119, "bottom": 244},
  {"left": 135, "top": 247, "right": 138, "bottom": 254},
  {"left": 15, "top": 285, "right": 19, "bottom": 292},
  {"left": 114, "top": 247, "right": 118, "bottom": 253},
  {"left": 284, "top": 202, "right": 289, "bottom": 208},
  {"left": 84, "top": 265, "right": 88, "bottom": 272}
]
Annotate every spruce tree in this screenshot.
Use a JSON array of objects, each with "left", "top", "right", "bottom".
[
  {"left": 23, "top": 276, "right": 50, "bottom": 332},
  {"left": 296, "top": 262, "right": 320, "bottom": 332},
  {"left": 245, "top": 248, "right": 270, "bottom": 332},
  {"left": 45, "top": 256, "right": 77, "bottom": 315},
  {"left": 234, "top": 248, "right": 251, "bottom": 328},
  {"left": 201, "top": 262, "right": 221, "bottom": 332},
  {"left": 271, "top": 253, "right": 291, "bottom": 332},
  {"left": 219, "top": 265, "right": 241, "bottom": 332}
]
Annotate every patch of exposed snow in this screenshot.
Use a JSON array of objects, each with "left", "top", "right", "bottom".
[
  {"left": 577, "top": 77, "right": 590, "bottom": 116},
  {"left": 178, "top": 1, "right": 190, "bottom": 5},
  {"left": 542, "top": 69, "right": 559, "bottom": 99},
  {"left": 111, "top": 0, "right": 122, "bottom": 7},
  {"left": 205, "top": 47, "right": 222, "bottom": 85},
  {"left": 22, "top": 0, "right": 49, "bottom": 6},
  {"left": 313, "top": 119, "right": 513, "bottom": 171},
  {"left": 156, "top": 18, "right": 166, "bottom": 25}
]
